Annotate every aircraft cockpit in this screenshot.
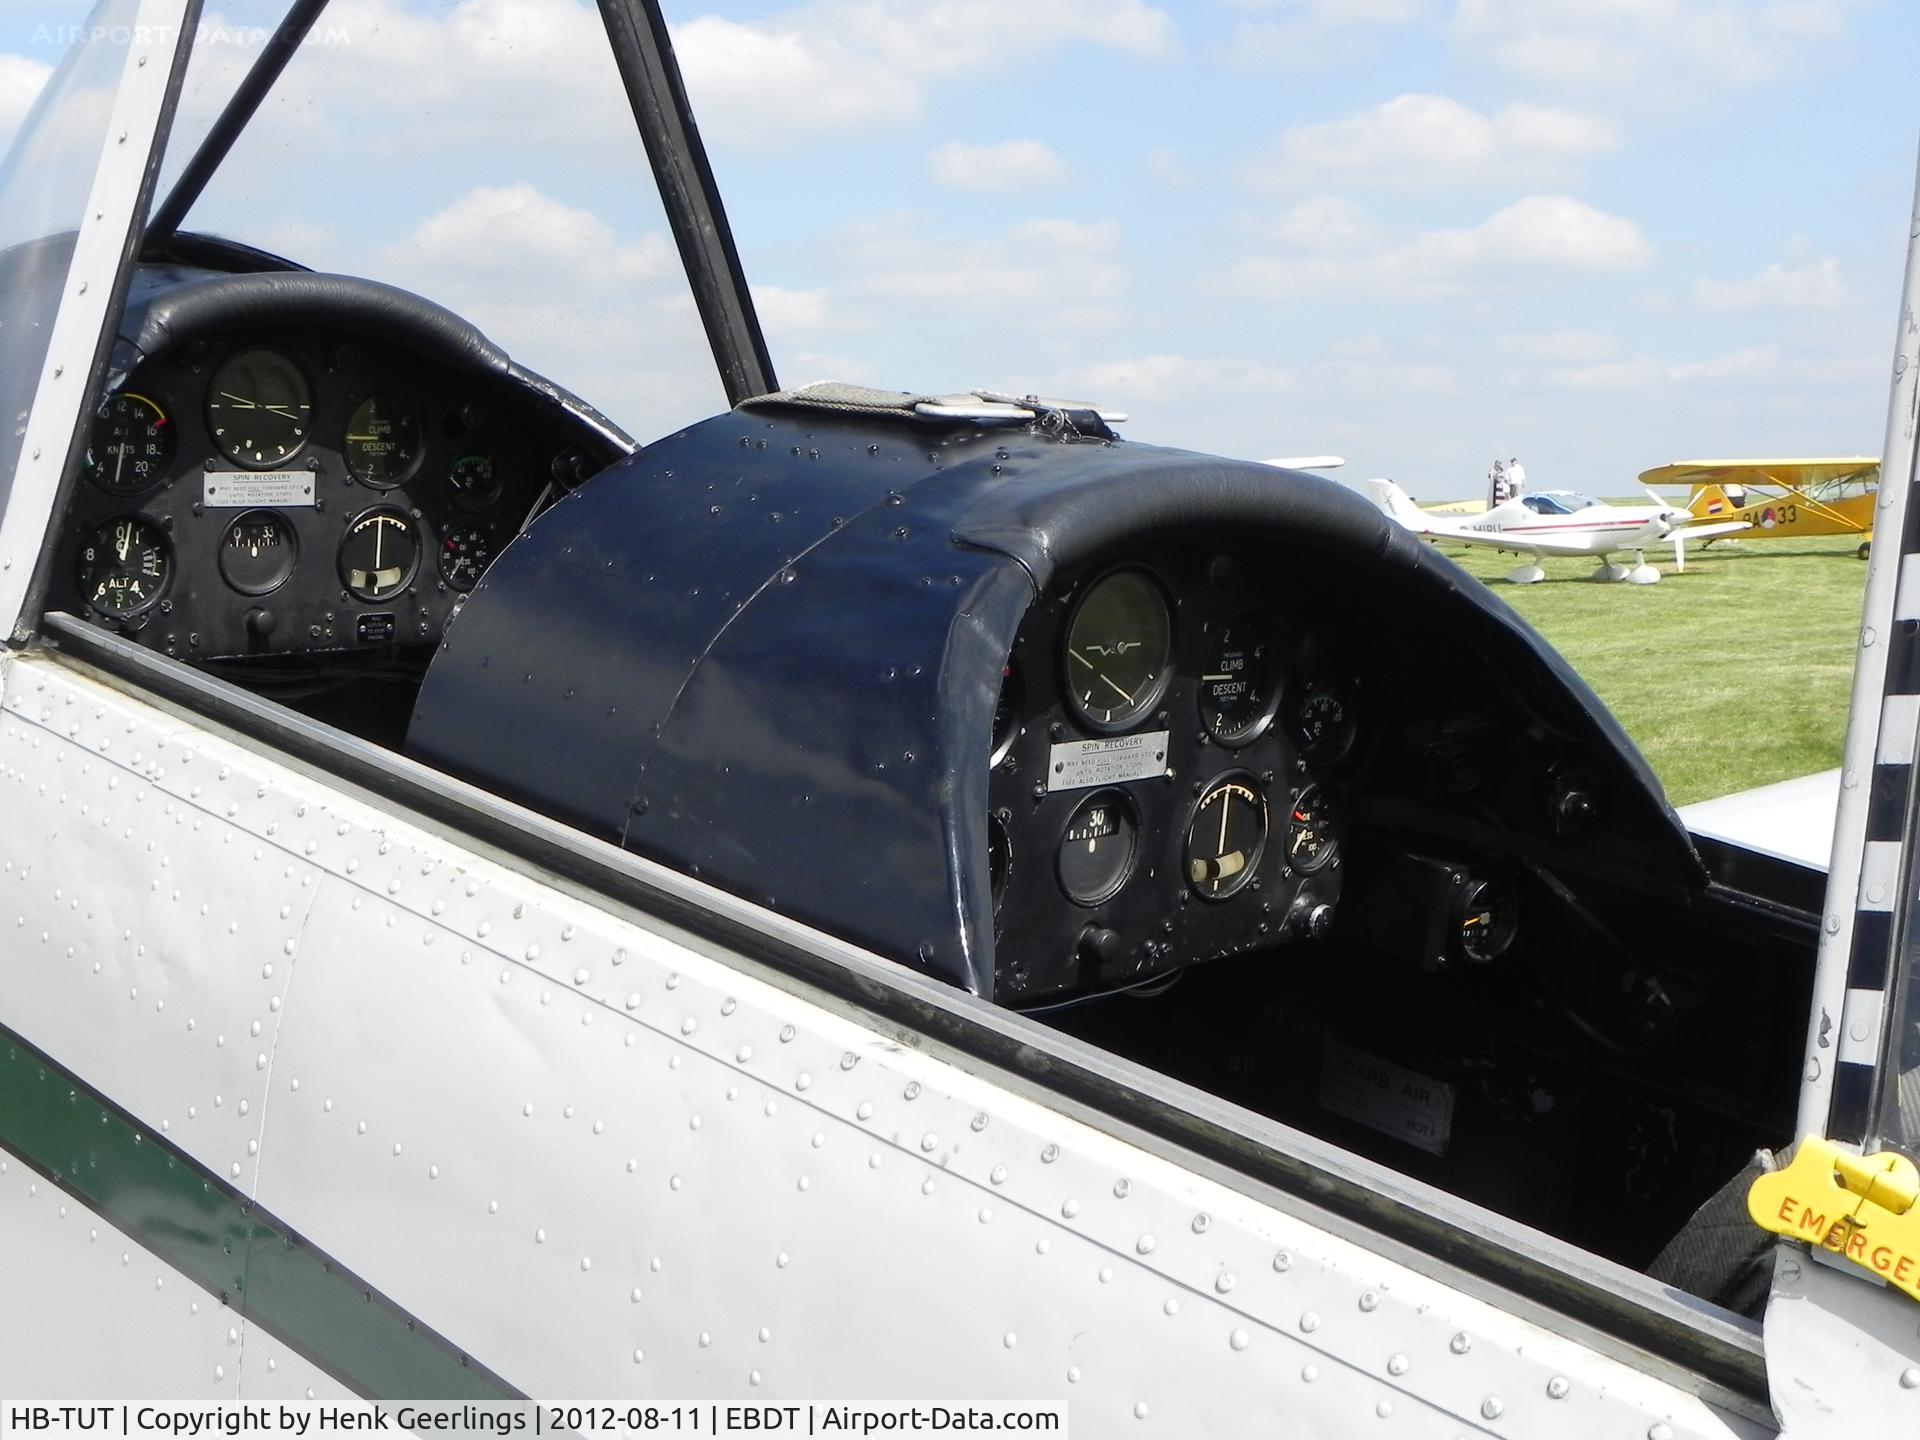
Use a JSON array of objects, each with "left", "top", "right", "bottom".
[{"left": 0, "top": 0, "right": 1870, "bottom": 1399}]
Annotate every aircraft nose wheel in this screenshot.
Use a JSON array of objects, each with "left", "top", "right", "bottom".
[{"left": 1859, "top": 540, "right": 1872, "bottom": 560}]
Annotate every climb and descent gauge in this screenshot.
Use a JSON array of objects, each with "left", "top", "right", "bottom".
[
  {"left": 85, "top": 392, "right": 173, "bottom": 495},
  {"left": 438, "top": 525, "right": 495, "bottom": 591},
  {"left": 217, "top": 510, "right": 297, "bottom": 596},
  {"left": 206, "top": 348, "right": 312, "bottom": 468},
  {"left": 1454, "top": 878, "right": 1519, "bottom": 964},
  {"left": 343, "top": 394, "right": 421, "bottom": 488},
  {"left": 1062, "top": 568, "right": 1172, "bottom": 732},
  {"left": 338, "top": 508, "right": 418, "bottom": 602},
  {"left": 1200, "top": 614, "right": 1279, "bottom": 746},
  {"left": 1058, "top": 789, "right": 1138, "bottom": 905},
  {"left": 1286, "top": 783, "right": 1338, "bottom": 874},
  {"left": 447, "top": 453, "right": 503, "bottom": 513},
  {"left": 77, "top": 517, "right": 169, "bottom": 617},
  {"left": 1296, "top": 684, "right": 1356, "bottom": 766},
  {"left": 1186, "top": 774, "right": 1269, "bottom": 899}
]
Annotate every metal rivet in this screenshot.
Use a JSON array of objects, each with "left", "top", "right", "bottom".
[
  {"left": 1450, "top": 1332, "right": 1472, "bottom": 1355},
  {"left": 1388, "top": 1354, "right": 1409, "bottom": 1376},
  {"left": 1299, "top": 1312, "right": 1319, "bottom": 1333},
  {"left": 1546, "top": 1376, "right": 1570, "bottom": 1400},
  {"left": 1480, "top": 1398, "right": 1504, "bottom": 1421}
]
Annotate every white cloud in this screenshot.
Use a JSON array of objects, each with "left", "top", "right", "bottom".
[
  {"left": 752, "top": 284, "right": 830, "bottom": 335},
  {"left": 1226, "top": 0, "right": 1437, "bottom": 70},
  {"left": 1243, "top": 93, "right": 1617, "bottom": 193},
  {"left": 1230, "top": 194, "right": 1650, "bottom": 299},
  {"left": 674, "top": 0, "right": 1175, "bottom": 151},
  {"left": 0, "top": 53, "right": 50, "bottom": 159},
  {"left": 1547, "top": 344, "right": 1785, "bottom": 390},
  {"left": 1146, "top": 145, "right": 1192, "bottom": 187},
  {"left": 388, "top": 184, "right": 669, "bottom": 285},
  {"left": 1495, "top": 329, "right": 1618, "bottom": 363},
  {"left": 1694, "top": 256, "right": 1847, "bottom": 311},
  {"left": 831, "top": 210, "right": 1126, "bottom": 309},
  {"left": 929, "top": 139, "right": 1070, "bottom": 192},
  {"left": 1074, "top": 353, "right": 1297, "bottom": 400},
  {"left": 1452, "top": 0, "right": 1868, "bottom": 93}
]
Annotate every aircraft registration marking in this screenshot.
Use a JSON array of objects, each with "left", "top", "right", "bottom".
[
  {"left": 1047, "top": 729, "right": 1170, "bottom": 792},
  {"left": 202, "top": 470, "right": 317, "bottom": 508},
  {"left": 1317, "top": 1042, "right": 1454, "bottom": 1156}
]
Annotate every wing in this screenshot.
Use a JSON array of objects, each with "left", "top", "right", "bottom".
[
  {"left": 1640, "top": 458, "right": 1879, "bottom": 490},
  {"left": 1426, "top": 528, "right": 1614, "bottom": 558},
  {"left": 1673, "top": 519, "right": 1751, "bottom": 541}
]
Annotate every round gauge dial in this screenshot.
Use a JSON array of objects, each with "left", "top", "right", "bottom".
[
  {"left": 1296, "top": 684, "right": 1355, "bottom": 766},
  {"left": 1062, "top": 569, "right": 1172, "bottom": 732},
  {"left": 1200, "top": 614, "right": 1279, "bottom": 746},
  {"left": 206, "top": 349, "right": 312, "bottom": 468},
  {"left": 1058, "top": 789, "right": 1138, "bottom": 905},
  {"left": 1454, "top": 878, "right": 1518, "bottom": 964},
  {"left": 1286, "top": 783, "right": 1339, "bottom": 874},
  {"left": 1185, "top": 774, "right": 1269, "bottom": 899},
  {"left": 343, "top": 394, "right": 421, "bottom": 488},
  {"left": 990, "top": 661, "right": 1021, "bottom": 767},
  {"left": 218, "top": 510, "right": 297, "bottom": 596},
  {"left": 77, "top": 516, "right": 170, "bottom": 617},
  {"left": 85, "top": 392, "right": 173, "bottom": 495},
  {"left": 438, "top": 525, "right": 495, "bottom": 591},
  {"left": 447, "top": 453, "right": 503, "bottom": 513},
  {"left": 988, "top": 813, "right": 1013, "bottom": 915},
  {"left": 338, "top": 508, "right": 418, "bottom": 602}
]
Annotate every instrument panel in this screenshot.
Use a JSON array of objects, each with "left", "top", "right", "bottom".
[
  {"left": 59, "top": 331, "right": 607, "bottom": 663},
  {"left": 987, "top": 548, "right": 1358, "bottom": 1006}
]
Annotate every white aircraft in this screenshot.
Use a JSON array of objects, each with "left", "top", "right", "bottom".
[
  {"left": 1354, "top": 477, "right": 1750, "bottom": 584},
  {"left": 6, "top": 3, "right": 1920, "bottom": 1435}
]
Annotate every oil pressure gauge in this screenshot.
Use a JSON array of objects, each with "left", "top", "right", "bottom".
[{"left": 1286, "top": 783, "right": 1339, "bottom": 874}]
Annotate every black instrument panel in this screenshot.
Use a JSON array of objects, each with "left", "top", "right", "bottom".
[
  {"left": 59, "top": 330, "right": 608, "bottom": 663},
  {"left": 987, "top": 545, "right": 1357, "bottom": 1006}
]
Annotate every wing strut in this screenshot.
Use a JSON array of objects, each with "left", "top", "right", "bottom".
[{"left": 599, "top": 0, "right": 779, "bottom": 406}]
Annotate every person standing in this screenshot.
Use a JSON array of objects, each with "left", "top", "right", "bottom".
[
  {"left": 1507, "top": 457, "right": 1527, "bottom": 498},
  {"left": 1489, "top": 458, "right": 1510, "bottom": 507}
]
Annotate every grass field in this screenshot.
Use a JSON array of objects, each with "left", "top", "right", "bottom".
[{"left": 1430, "top": 533, "right": 1868, "bottom": 806}]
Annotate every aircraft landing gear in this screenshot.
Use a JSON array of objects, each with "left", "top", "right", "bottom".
[
  {"left": 1859, "top": 539, "right": 1872, "bottom": 560},
  {"left": 1591, "top": 553, "right": 1661, "bottom": 584},
  {"left": 1507, "top": 562, "right": 1547, "bottom": 584}
]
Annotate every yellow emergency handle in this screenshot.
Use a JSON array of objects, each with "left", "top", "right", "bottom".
[{"left": 1749, "top": 1136, "right": 1920, "bottom": 1302}]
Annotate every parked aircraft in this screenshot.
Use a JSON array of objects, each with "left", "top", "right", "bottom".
[
  {"left": 1354, "top": 477, "right": 1750, "bottom": 583},
  {"left": 1641, "top": 458, "right": 1882, "bottom": 558},
  {"left": 4, "top": 2, "right": 1920, "bottom": 1435}
]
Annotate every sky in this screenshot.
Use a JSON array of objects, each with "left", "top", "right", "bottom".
[{"left": 2, "top": 0, "right": 1918, "bottom": 494}]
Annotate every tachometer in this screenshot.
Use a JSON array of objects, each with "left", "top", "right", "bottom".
[
  {"left": 1185, "top": 774, "right": 1268, "bottom": 899},
  {"left": 343, "top": 394, "right": 421, "bottom": 488},
  {"left": 218, "top": 510, "right": 297, "bottom": 596},
  {"left": 77, "top": 517, "right": 170, "bottom": 618},
  {"left": 85, "top": 392, "right": 173, "bottom": 495},
  {"left": 1295, "top": 684, "right": 1355, "bottom": 767},
  {"left": 1062, "top": 568, "right": 1171, "bottom": 732},
  {"left": 1286, "top": 783, "right": 1338, "bottom": 874},
  {"left": 1058, "top": 789, "right": 1138, "bottom": 905},
  {"left": 206, "top": 348, "right": 312, "bottom": 468},
  {"left": 338, "top": 508, "right": 418, "bottom": 602},
  {"left": 1200, "top": 614, "right": 1278, "bottom": 746}
]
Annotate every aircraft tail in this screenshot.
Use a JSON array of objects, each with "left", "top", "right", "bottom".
[
  {"left": 1688, "top": 482, "right": 1746, "bottom": 518},
  {"left": 1349, "top": 477, "right": 1434, "bottom": 534}
]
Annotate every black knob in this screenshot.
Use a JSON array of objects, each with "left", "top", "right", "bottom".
[
  {"left": 1077, "top": 926, "right": 1123, "bottom": 965},
  {"left": 245, "top": 607, "right": 277, "bottom": 637}
]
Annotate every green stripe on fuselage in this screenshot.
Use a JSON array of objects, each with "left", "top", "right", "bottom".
[{"left": 0, "top": 1030, "right": 518, "bottom": 1398}]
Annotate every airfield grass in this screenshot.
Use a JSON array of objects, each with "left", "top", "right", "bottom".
[{"left": 1429, "top": 533, "right": 1868, "bottom": 806}]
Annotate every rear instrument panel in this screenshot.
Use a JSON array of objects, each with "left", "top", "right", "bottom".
[{"left": 62, "top": 331, "right": 596, "bottom": 661}]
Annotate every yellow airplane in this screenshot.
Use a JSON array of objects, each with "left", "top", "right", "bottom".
[{"left": 1639, "top": 457, "right": 1880, "bottom": 557}]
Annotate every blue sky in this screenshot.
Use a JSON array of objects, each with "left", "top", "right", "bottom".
[{"left": 3, "top": 0, "right": 1918, "bottom": 493}]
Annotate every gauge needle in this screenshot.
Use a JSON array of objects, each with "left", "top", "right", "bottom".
[
  {"left": 1218, "top": 792, "right": 1231, "bottom": 856},
  {"left": 1290, "top": 829, "right": 1309, "bottom": 856},
  {"left": 373, "top": 520, "right": 385, "bottom": 573},
  {"left": 115, "top": 524, "right": 129, "bottom": 562},
  {"left": 1098, "top": 671, "right": 1135, "bottom": 705},
  {"left": 111, "top": 442, "right": 125, "bottom": 488},
  {"left": 219, "top": 391, "right": 257, "bottom": 409}
]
